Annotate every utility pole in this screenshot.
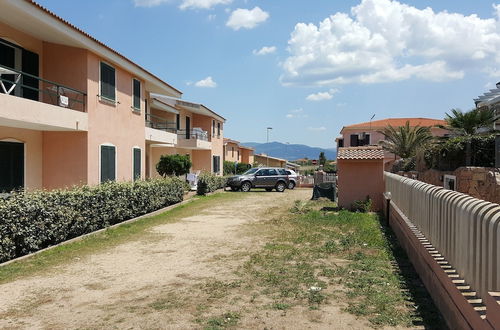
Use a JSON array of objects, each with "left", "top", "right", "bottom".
[{"left": 266, "top": 127, "right": 272, "bottom": 166}]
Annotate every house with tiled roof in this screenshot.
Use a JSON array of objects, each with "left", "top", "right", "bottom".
[
  {"left": 336, "top": 117, "right": 449, "bottom": 170},
  {"left": 0, "top": 0, "right": 225, "bottom": 192},
  {"left": 223, "top": 138, "right": 254, "bottom": 164}
]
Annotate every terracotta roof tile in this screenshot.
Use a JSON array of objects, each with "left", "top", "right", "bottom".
[
  {"left": 342, "top": 118, "right": 446, "bottom": 131},
  {"left": 337, "top": 147, "right": 385, "bottom": 160}
]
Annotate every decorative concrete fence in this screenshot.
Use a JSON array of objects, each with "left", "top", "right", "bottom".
[{"left": 384, "top": 172, "right": 500, "bottom": 300}]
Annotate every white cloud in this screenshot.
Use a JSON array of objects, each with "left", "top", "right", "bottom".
[
  {"left": 281, "top": 0, "right": 500, "bottom": 86},
  {"left": 307, "top": 126, "right": 327, "bottom": 131},
  {"left": 208, "top": 14, "right": 216, "bottom": 21},
  {"left": 133, "top": 0, "right": 230, "bottom": 9},
  {"left": 226, "top": 7, "right": 269, "bottom": 30},
  {"left": 253, "top": 46, "right": 277, "bottom": 56},
  {"left": 286, "top": 108, "right": 308, "bottom": 119},
  {"left": 306, "top": 88, "right": 339, "bottom": 101},
  {"left": 194, "top": 76, "right": 217, "bottom": 88},
  {"left": 180, "top": 0, "right": 231, "bottom": 10},
  {"left": 133, "top": 0, "right": 170, "bottom": 7}
]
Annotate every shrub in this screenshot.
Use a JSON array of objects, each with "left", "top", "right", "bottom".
[
  {"left": 423, "top": 134, "right": 496, "bottom": 170},
  {"left": 223, "top": 161, "right": 251, "bottom": 175},
  {"left": 391, "top": 157, "right": 416, "bottom": 172},
  {"left": 0, "top": 178, "right": 185, "bottom": 263},
  {"left": 156, "top": 154, "right": 192, "bottom": 177},
  {"left": 351, "top": 197, "right": 372, "bottom": 213},
  {"left": 197, "top": 172, "right": 227, "bottom": 195}
]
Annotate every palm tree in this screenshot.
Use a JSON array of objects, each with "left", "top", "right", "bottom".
[
  {"left": 441, "top": 108, "right": 497, "bottom": 165},
  {"left": 378, "top": 121, "right": 432, "bottom": 159},
  {"left": 442, "top": 108, "right": 496, "bottom": 136}
]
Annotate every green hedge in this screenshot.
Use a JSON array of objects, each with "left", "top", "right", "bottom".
[
  {"left": 197, "top": 172, "right": 227, "bottom": 195},
  {"left": 0, "top": 178, "right": 185, "bottom": 263},
  {"left": 423, "top": 134, "right": 496, "bottom": 170},
  {"left": 223, "top": 161, "right": 252, "bottom": 175}
]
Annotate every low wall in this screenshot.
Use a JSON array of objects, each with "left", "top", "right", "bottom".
[{"left": 400, "top": 167, "right": 500, "bottom": 204}]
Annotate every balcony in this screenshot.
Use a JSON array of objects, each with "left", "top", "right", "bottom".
[
  {"left": 176, "top": 128, "right": 212, "bottom": 150},
  {"left": 0, "top": 64, "right": 87, "bottom": 131},
  {"left": 145, "top": 113, "right": 177, "bottom": 145}
]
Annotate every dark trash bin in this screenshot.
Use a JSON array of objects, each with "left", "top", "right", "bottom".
[{"left": 311, "top": 182, "right": 336, "bottom": 201}]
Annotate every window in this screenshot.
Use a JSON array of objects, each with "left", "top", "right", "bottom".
[
  {"left": 278, "top": 169, "right": 287, "bottom": 175},
  {"left": 350, "top": 134, "right": 359, "bottom": 147},
  {"left": 268, "top": 169, "right": 278, "bottom": 175},
  {"left": 132, "top": 78, "right": 141, "bottom": 110},
  {"left": 212, "top": 120, "right": 215, "bottom": 136},
  {"left": 363, "top": 134, "right": 370, "bottom": 146},
  {"left": 133, "top": 147, "right": 141, "bottom": 181},
  {"left": 212, "top": 155, "right": 221, "bottom": 174},
  {"left": 217, "top": 122, "right": 221, "bottom": 137},
  {"left": 100, "top": 145, "right": 116, "bottom": 183},
  {"left": 338, "top": 138, "right": 344, "bottom": 148},
  {"left": 100, "top": 62, "right": 116, "bottom": 101},
  {"left": 0, "top": 141, "right": 24, "bottom": 192},
  {"left": 176, "top": 114, "right": 180, "bottom": 130},
  {"left": 232, "top": 147, "right": 234, "bottom": 157},
  {"left": 237, "top": 150, "right": 240, "bottom": 160}
]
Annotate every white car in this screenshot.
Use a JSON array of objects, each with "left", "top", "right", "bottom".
[{"left": 285, "top": 169, "right": 298, "bottom": 189}]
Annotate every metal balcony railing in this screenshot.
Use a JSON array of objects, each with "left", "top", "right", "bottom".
[
  {"left": 177, "top": 128, "right": 209, "bottom": 141},
  {"left": 0, "top": 64, "right": 86, "bottom": 112},
  {"left": 145, "top": 113, "right": 177, "bottom": 133}
]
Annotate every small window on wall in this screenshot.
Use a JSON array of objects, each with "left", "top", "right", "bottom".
[
  {"left": 217, "top": 122, "right": 221, "bottom": 137},
  {"left": 100, "top": 145, "right": 116, "bottom": 183},
  {"left": 213, "top": 155, "right": 220, "bottom": 174},
  {"left": 132, "top": 79, "right": 141, "bottom": 111},
  {"left": 212, "top": 120, "right": 216, "bottom": 136},
  {"left": 100, "top": 62, "right": 116, "bottom": 101},
  {"left": 338, "top": 139, "right": 344, "bottom": 148},
  {"left": 176, "top": 114, "right": 180, "bottom": 130},
  {"left": 133, "top": 147, "right": 141, "bottom": 181}
]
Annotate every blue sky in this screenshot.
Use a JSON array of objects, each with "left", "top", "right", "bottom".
[{"left": 37, "top": 0, "right": 500, "bottom": 148}]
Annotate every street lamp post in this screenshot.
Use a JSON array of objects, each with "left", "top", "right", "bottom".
[{"left": 266, "top": 127, "right": 272, "bottom": 166}]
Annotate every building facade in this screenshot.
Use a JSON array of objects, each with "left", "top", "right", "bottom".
[
  {"left": 0, "top": 0, "right": 225, "bottom": 192},
  {"left": 223, "top": 138, "right": 254, "bottom": 165}
]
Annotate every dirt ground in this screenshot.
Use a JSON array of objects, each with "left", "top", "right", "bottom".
[{"left": 0, "top": 189, "right": 383, "bottom": 329}]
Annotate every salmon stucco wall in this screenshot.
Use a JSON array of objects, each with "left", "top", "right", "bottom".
[
  {"left": 148, "top": 146, "right": 191, "bottom": 178},
  {"left": 224, "top": 142, "right": 240, "bottom": 163},
  {"left": 86, "top": 53, "right": 146, "bottom": 185},
  {"left": 337, "top": 159, "right": 384, "bottom": 211},
  {"left": 193, "top": 114, "right": 224, "bottom": 174},
  {"left": 0, "top": 126, "right": 43, "bottom": 190},
  {"left": 240, "top": 148, "right": 254, "bottom": 164},
  {"left": 192, "top": 149, "right": 212, "bottom": 173},
  {"left": 42, "top": 131, "right": 88, "bottom": 189}
]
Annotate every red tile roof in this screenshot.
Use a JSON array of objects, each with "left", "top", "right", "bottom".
[
  {"left": 337, "top": 147, "right": 385, "bottom": 160},
  {"left": 342, "top": 118, "right": 446, "bottom": 131},
  {"left": 26, "top": 0, "right": 182, "bottom": 95}
]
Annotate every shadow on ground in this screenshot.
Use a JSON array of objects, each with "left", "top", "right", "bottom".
[{"left": 379, "top": 214, "right": 448, "bottom": 330}]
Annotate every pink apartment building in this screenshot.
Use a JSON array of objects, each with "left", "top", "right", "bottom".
[
  {"left": 0, "top": 0, "right": 225, "bottom": 193},
  {"left": 336, "top": 118, "right": 448, "bottom": 170},
  {"left": 223, "top": 138, "right": 254, "bottom": 164}
]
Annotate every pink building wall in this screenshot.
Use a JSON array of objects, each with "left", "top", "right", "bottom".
[{"left": 337, "top": 159, "right": 384, "bottom": 211}]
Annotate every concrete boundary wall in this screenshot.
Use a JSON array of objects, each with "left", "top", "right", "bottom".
[{"left": 385, "top": 172, "right": 500, "bottom": 300}]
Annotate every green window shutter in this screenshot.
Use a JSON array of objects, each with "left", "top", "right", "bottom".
[
  {"left": 100, "top": 62, "right": 115, "bottom": 101},
  {"left": 133, "top": 148, "right": 141, "bottom": 180},
  {"left": 133, "top": 79, "right": 140, "bottom": 110},
  {"left": 0, "top": 141, "right": 24, "bottom": 192},
  {"left": 101, "top": 145, "right": 116, "bottom": 183}
]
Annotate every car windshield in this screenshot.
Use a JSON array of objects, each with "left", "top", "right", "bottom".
[{"left": 243, "top": 168, "right": 259, "bottom": 175}]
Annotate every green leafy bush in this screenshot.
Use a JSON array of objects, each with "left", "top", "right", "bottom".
[
  {"left": 156, "top": 154, "right": 192, "bottom": 177},
  {"left": 197, "top": 172, "right": 227, "bottom": 195},
  {"left": 391, "top": 157, "right": 416, "bottom": 172},
  {"left": 223, "top": 161, "right": 251, "bottom": 175},
  {"left": 0, "top": 178, "right": 185, "bottom": 263},
  {"left": 423, "top": 134, "right": 496, "bottom": 170},
  {"left": 351, "top": 197, "right": 373, "bottom": 213}
]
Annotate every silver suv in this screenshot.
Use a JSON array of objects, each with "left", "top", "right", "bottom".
[{"left": 227, "top": 167, "right": 289, "bottom": 192}]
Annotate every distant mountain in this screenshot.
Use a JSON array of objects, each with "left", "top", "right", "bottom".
[{"left": 242, "top": 142, "right": 336, "bottom": 161}]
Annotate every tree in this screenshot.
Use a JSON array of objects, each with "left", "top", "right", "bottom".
[
  {"left": 319, "top": 152, "right": 327, "bottom": 166},
  {"left": 378, "top": 121, "right": 432, "bottom": 159},
  {"left": 156, "top": 154, "right": 192, "bottom": 177},
  {"left": 442, "top": 108, "right": 496, "bottom": 136},
  {"left": 441, "top": 108, "right": 497, "bottom": 165}
]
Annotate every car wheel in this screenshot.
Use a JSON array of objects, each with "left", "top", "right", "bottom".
[
  {"left": 241, "top": 182, "right": 251, "bottom": 192},
  {"left": 288, "top": 181, "right": 295, "bottom": 190},
  {"left": 265, "top": 188, "right": 273, "bottom": 192},
  {"left": 275, "top": 181, "right": 286, "bottom": 192}
]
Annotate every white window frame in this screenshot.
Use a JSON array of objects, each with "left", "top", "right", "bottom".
[
  {"left": 131, "top": 78, "right": 141, "bottom": 112},
  {"left": 99, "top": 61, "right": 117, "bottom": 104},
  {"left": 132, "top": 146, "right": 142, "bottom": 181},
  {"left": 99, "top": 143, "right": 117, "bottom": 183}
]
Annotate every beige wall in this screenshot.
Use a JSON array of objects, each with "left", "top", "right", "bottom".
[
  {"left": 240, "top": 148, "right": 254, "bottom": 164},
  {"left": 192, "top": 149, "right": 212, "bottom": 173},
  {"left": 0, "top": 126, "right": 43, "bottom": 190},
  {"left": 148, "top": 145, "right": 191, "bottom": 178},
  {"left": 86, "top": 52, "right": 146, "bottom": 185},
  {"left": 224, "top": 141, "right": 240, "bottom": 163},
  {"left": 254, "top": 155, "right": 286, "bottom": 167},
  {"left": 42, "top": 131, "right": 87, "bottom": 189},
  {"left": 337, "top": 159, "right": 384, "bottom": 211},
  {"left": 192, "top": 114, "right": 224, "bottom": 175}
]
